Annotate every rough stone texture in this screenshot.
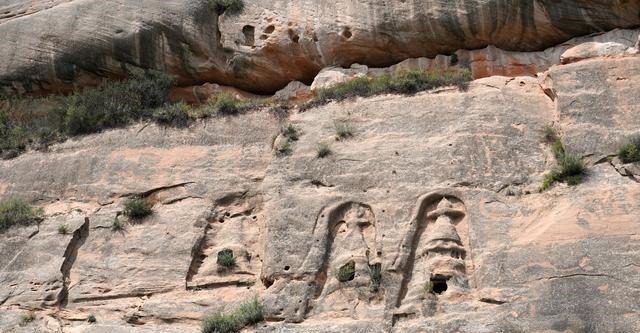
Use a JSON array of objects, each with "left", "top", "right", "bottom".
[
  {"left": 2, "top": 53, "right": 639, "bottom": 332},
  {"left": 1, "top": 0, "right": 640, "bottom": 94}
]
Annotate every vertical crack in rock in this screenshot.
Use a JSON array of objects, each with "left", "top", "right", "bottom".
[
  {"left": 56, "top": 217, "right": 90, "bottom": 308},
  {"left": 185, "top": 222, "right": 212, "bottom": 287}
]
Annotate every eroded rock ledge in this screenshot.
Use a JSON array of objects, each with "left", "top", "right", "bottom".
[{"left": 1, "top": 0, "right": 639, "bottom": 94}]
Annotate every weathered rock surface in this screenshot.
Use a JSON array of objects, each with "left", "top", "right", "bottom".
[
  {"left": 1, "top": 52, "right": 639, "bottom": 332},
  {"left": 1, "top": 0, "right": 640, "bottom": 94}
]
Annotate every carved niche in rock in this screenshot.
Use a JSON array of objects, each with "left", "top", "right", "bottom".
[
  {"left": 395, "top": 192, "right": 472, "bottom": 317},
  {"left": 185, "top": 193, "right": 264, "bottom": 290},
  {"left": 304, "top": 201, "right": 383, "bottom": 319}
]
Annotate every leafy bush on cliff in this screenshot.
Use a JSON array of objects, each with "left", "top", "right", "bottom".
[
  {"left": 0, "top": 196, "right": 43, "bottom": 232},
  {"left": 153, "top": 102, "right": 193, "bottom": 127},
  {"left": 63, "top": 69, "right": 173, "bottom": 135},
  {"left": 202, "top": 297, "right": 263, "bottom": 333},
  {"left": 540, "top": 140, "right": 586, "bottom": 191},
  {"left": 618, "top": 134, "right": 640, "bottom": 163},
  {"left": 304, "top": 68, "right": 472, "bottom": 110},
  {"left": 123, "top": 196, "right": 153, "bottom": 219}
]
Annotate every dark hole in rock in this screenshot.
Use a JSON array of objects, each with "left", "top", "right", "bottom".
[
  {"left": 288, "top": 29, "right": 299, "bottom": 43},
  {"left": 284, "top": 265, "right": 290, "bottom": 271},
  {"left": 264, "top": 25, "right": 275, "bottom": 34},
  {"left": 431, "top": 276, "right": 448, "bottom": 294},
  {"left": 342, "top": 27, "right": 353, "bottom": 39},
  {"left": 242, "top": 25, "right": 255, "bottom": 46}
]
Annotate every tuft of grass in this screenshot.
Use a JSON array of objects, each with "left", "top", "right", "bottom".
[
  {"left": 368, "top": 263, "right": 382, "bottom": 292},
  {"left": 153, "top": 102, "right": 193, "bottom": 128},
  {"left": 540, "top": 140, "right": 586, "bottom": 191},
  {"left": 316, "top": 143, "right": 332, "bottom": 158},
  {"left": 217, "top": 248, "right": 236, "bottom": 272},
  {"left": 268, "top": 105, "right": 289, "bottom": 120},
  {"left": 0, "top": 196, "right": 43, "bottom": 232},
  {"left": 336, "top": 261, "right": 356, "bottom": 282},
  {"left": 20, "top": 312, "right": 36, "bottom": 326},
  {"left": 280, "top": 124, "right": 300, "bottom": 141},
  {"left": 334, "top": 121, "right": 354, "bottom": 140},
  {"left": 542, "top": 125, "right": 559, "bottom": 143},
  {"left": 123, "top": 196, "right": 153, "bottom": 219},
  {"left": 302, "top": 68, "right": 472, "bottom": 110},
  {"left": 87, "top": 314, "right": 97, "bottom": 323},
  {"left": 202, "top": 297, "right": 263, "bottom": 333},
  {"left": 618, "top": 134, "right": 640, "bottom": 163},
  {"left": 58, "top": 224, "right": 69, "bottom": 235},
  {"left": 209, "top": 0, "right": 244, "bottom": 15},
  {"left": 112, "top": 217, "right": 125, "bottom": 231},
  {"left": 274, "top": 139, "right": 292, "bottom": 157}
]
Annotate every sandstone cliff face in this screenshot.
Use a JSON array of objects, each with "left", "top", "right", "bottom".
[
  {"left": 1, "top": 0, "right": 640, "bottom": 94},
  {"left": 1, "top": 51, "right": 639, "bottom": 332}
]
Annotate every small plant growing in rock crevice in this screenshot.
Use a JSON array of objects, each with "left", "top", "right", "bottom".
[
  {"left": 334, "top": 121, "right": 354, "bottom": 140},
  {"left": 112, "top": 217, "right": 125, "bottom": 231},
  {"left": 336, "top": 261, "right": 356, "bottom": 282},
  {"left": 540, "top": 139, "right": 586, "bottom": 191},
  {"left": 274, "top": 139, "right": 292, "bottom": 157},
  {"left": 58, "top": 224, "right": 69, "bottom": 235},
  {"left": 618, "top": 134, "right": 640, "bottom": 163},
  {"left": 20, "top": 312, "right": 36, "bottom": 326},
  {"left": 87, "top": 314, "right": 97, "bottom": 323},
  {"left": 217, "top": 248, "right": 236, "bottom": 272},
  {"left": 316, "top": 142, "right": 332, "bottom": 158},
  {"left": 0, "top": 196, "right": 43, "bottom": 232},
  {"left": 542, "top": 125, "right": 559, "bottom": 143},
  {"left": 280, "top": 124, "right": 300, "bottom": 141},
  {"left": 368, "top": 263, "right": 382, "bottom": 292},
  {"left": 123, "top": 196, "right": 153, "bottom": 219}
]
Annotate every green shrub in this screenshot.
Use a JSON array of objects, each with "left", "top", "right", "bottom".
[
  {"left": 304, "top": 68, "right": 472, "bottom": 111},
  {"left": 316, "top": 143, "right": 332, "bottom": 158},
  {"left": 153, "top": 102, "right": 193, "bottom": 127},
  {"left": 335, "top": 121, "right": 354, "bottom": 140},
  {"left": 368, "top": 263, "right": 382, "bottom": 292},
  {"left": 274, "top": 139, "right": 292, "bottom": 157},
  {"left": 235, "top": 297, "right": 263, "bottom": 325},
  {"left": 280, "top": 124, "right": 299, "bottom": 141},
  {"left": 58, "top": 224, "right": 69, "bottom": 235},
  {"left": 20, "top": 312, "right": 36, "bottom": 326},
  {"left": 217, "top": 248, "right": 236, "bottom": 272},
  {"left": 87, "top": 314, "right": 97, "bottom": 323},
  {"left": 201, "top": 298, "right": 263, "bottom": 333},
  {"left": 618, "top": 135, "right": 640, "bottom": 163},
  {"left": 112, "top": 217, "right": 125, "bottom": 231},
  {"left": 208, "top": 93, "right": 247, "bottom": 116},
  {"left": 123, "top": 196, "right": 153, "bottom": 219},
  {"left": 0, "top": 197, "right": 43, "bottom": 232},
  {"left": 542, "top": 125, "right": 558, "bottom": 143},
  {"left": 202, "top": 313, "right": 240, "bottom": 333},
  {"left": 540, "top": 141, "right": 586, "bottom": 191},
  {"left": 336, "top": 261, "right": 356, "bottom": 282},
  {"left": 209, "top": 0, "right": 244, "bottom": 15},
  {"left": 1, "top": 69, "right": 174, "bottom": 159}
]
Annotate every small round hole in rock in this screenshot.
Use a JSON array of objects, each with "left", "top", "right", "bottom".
[
  {"left": 342, "top": 27, "right": 353, "bottom": 39},
  {"left": 284, "top": 265, "right": 290, "bottom": 271},
  {"left": 264, "top": 25, "right": 275, "bottom": 34},
  {"left": 430, "top": 276, "right": 448, "bottom": 294}
]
